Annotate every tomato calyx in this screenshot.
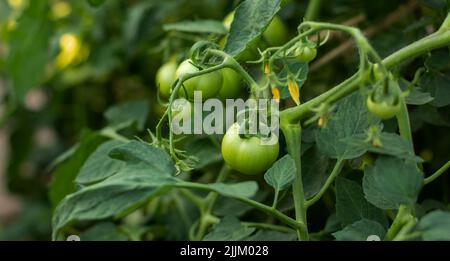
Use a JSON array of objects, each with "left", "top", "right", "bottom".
[{"left": 366, "top": 77, "right": 402, "bottom": 120}]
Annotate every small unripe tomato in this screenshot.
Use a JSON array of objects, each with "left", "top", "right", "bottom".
[
  {"left": 296, "top": 46, "right": 317, "bottom": 62},
  {"left": 367, "top": 79, "right": 402, "bottom": 120},
  {"left": 156, "top": 60, "right": 177, "bottom": 98},
  {"left": 218, "top": 68, "right": 242, "bottom": 99},
  {"left": 367, "top": 96, "right": 401, "bottom": 120},
  {"left": 221, "top": 122, "right": 279, "bottom": 175},
  {"left": 176, "top": 59, "right": 223, "bottom": 100}
]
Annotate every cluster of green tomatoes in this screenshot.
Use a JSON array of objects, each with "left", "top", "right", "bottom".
[{"left": 153, "top": 14, "right": 334, "bottom": 175}]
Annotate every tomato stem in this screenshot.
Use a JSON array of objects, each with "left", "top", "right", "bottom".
[
  {"left": 305, "top": 159, "right": 345, "bottom": 208},
  {"left": 424, "top": 159, "right": 450, "bottom": 185},
  {"left": 281, "top": 121, "right": 309, "bottom": 240}
]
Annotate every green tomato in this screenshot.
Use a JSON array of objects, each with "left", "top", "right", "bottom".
[
  {"left": 367, "top": 79, "right": 401, "bottom": 120},
  {"left": 156, "top": 60, "right": 177, "bottom": 98},
  {"left": 263, "top": 16, "right": 288, "bottom": 47},
  {"left": 176, "top": 59, "right": 223, "bottom": 100},
  {"left": 218, "top": 68, "right": 242, "bottom": 99},
  {"left": 221, "top": 122, "right": 279, "bottom": 175},
  {"left": 296, "top": 46, "right": 317, "bottom": 62},
  {"left": 366, "top": 95, "right": 401, "bottom": 120}
]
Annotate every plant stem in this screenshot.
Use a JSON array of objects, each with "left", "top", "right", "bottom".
[
  {"left": 304, "top": 0, "right": 322, "bottom": 21},
  {"left": 194, "top": 164, "right": 231, "bottom": 240},
  {"left": 281, "top": 121, "right": 309, "bottom": 240},
  {"left": 424, "top": 160, "right": 450, "bottom": 185},
  {"left": 175, "top": 181, "right": 306, "bottom": 232},
  {"left": 396, "top": 98, "right": 413, "bottom": 145},
  {"left": 242, "top": 222, "right": 295, "bottom": 234},
  {"left": 305, "top": 159, "right": 345, "bottom": 208},
  {"left": 392, "top": 217, "right": 418, "bottom": 241},
  {"left": 384, "top": 205, "right": 411, "bottom": 240}
]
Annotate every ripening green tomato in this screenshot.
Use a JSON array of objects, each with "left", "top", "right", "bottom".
[
  {"left": 296, "top": 46, "right": 317, "bottom": 62},
  {"left": 366, "top": 95, "right": 401, "bottom": 120},
  {"left": 367, "top": 78, "right": 402, "bottom": 119},
  {"left": 263, "top": 16, "right": 288, "bottom": 47},
  {"left": 221, "top": 122, "right": 279, "bottom": 175},
  {"left": 176, "top": 59, "right": 223, "bottom": 100},
  {"left": 156, "top": 60, "right": 177, "bottom": 98},
  {"left": 218, "top": 68, "right": 242, "bottom": 99}
]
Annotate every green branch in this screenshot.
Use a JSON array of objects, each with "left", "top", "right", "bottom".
[
  {"left": 175, "top": 181, "right": 306, "bottom": 232},
  {"left": 305, "top": 159, "right": 345, "bottom": 208},
  {"left": 281, "top": 13, "right": 450, "bottom": 124},
  {"left": 424, "top": 160, "right": 450, "bottom": 185}
]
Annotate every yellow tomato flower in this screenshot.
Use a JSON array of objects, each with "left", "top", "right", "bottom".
[{"left": 55, "top": 33, "right": 83, "bottom": 69}]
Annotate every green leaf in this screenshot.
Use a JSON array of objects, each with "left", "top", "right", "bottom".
[
  {"left": 410, "top": 105, "right": 450, "bottom": 130},
  {"left": 333, "top": 219, "right": 386, "bottom": 241},
  {"left": 316, "top": 93, "right": 376, "bottom": 160},
  {"left": 52, "top": 163, "right": 178, "bottom": 240},
  {"left": 264, "top": 155, "right": 296, "bottom": 193},
  {"left": 224, "top": 0, "right": 281, "bottom": 57},
  {"left": 323, "top": 213, "right": 342, "bottom": 233},
  {"left": 203, "top": 216, "right": 255, "bottom": 241},
  {"left": 184, "top": 137, "right": 222, "bottom": 169},
  {"left": 336, "top": 177, "right": 388, "bottom": 227},
  {"left": 79, "top": 222, "right": 128, "bottom": 241},
  {"left": 208, "top": 181, "right": 258, "bottom": 199},
  {"left": 163, "top": 20, "right": 227, "bottom": 35},
  {"left": 104, "top": 99, "right": 149, "bottom": 131},
  {"left": 7, "top": 0, "right": 51, "bottom": 103},
  {"left": 302, "top": 147, "right": 331, "bottom": 199},
  {"left": 48, "top": 130, "right": 107, "bottom": 208},
  {"left": 415, "top": 199, "right": 448, "bottom": 218},
  {"left": 420, "top": 70, "right": 450, "bottom": 107},
  {"left": 342, "top": 132, "right": 423, "bottom": 162},
  {"left": 405, "top": 88, "right": 434, "bottom": 105},
  {"left": 399, "top": 79, "right": 434, "bottom": 105},
  {"left": 416, "top": 210, "right": 450, "bottom": 240},
  {"left": 109, "top": 140, "right": 177, "bottom": 175},
  {"left": 76, "top": 140, "right": 126, "bottom": 185},
  {"left": 363, "top": 156, "right": 423, "bottom": 210}
]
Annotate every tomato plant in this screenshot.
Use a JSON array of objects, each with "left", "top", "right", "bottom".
[{"left": 2, "top": 0, "right": 450, "bottom": 245}]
